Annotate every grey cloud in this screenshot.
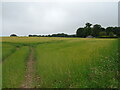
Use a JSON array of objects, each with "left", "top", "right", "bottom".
[{"left": 2, "top": 2, "right": 118, "bottom": 36}]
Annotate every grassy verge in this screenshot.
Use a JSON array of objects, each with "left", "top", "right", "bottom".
[
  {"left": 2, "top": 46, "right": 29, "bottom": 88},
  {"left": 35, "top": 39, "right": 118, "bottom": 88}
]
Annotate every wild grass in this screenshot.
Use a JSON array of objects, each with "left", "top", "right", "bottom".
[
  {"left": 2, "top": 43, "right": 16, "bottom": 60},
  {"left": 2, "top": 46, "right": 29, "bottom": 88},
  {"left": 35, "top": 39, "right": 119, "bottom": 88},
  {"left": 1, "top": 37, "right": 119, "bottom": 88}
]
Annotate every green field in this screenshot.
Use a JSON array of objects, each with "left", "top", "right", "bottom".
[{"left": 1, "top": 37, "right": 119, "bottom": 88}]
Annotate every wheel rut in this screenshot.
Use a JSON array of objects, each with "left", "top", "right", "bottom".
[{"left": 21, "top": 47, "right": 35, "bottom": 88}]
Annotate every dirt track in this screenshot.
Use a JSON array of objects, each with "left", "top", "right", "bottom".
[{"left": 21, "top": 47, "right": 35, "bottom": 88}]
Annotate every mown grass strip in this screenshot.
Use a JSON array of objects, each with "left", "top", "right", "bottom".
[{"left": 2, "top": 46, "right": 29, "bottom": 88}]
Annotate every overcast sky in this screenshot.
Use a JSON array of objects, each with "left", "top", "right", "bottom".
[{"left": 1, "top": 1, "right": 119, "bottom": 36}]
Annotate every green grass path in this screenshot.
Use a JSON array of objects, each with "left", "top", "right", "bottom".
[{"left": 2, "top": 46, "right": 29, "bottom": 88}]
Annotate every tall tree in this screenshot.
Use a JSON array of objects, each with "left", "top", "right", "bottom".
[
  {"left": 85, "top": 23, "right": 92, "bottom": 36},
  {"left": 85, "top": 23, "right": 92, "bottom": 28},
  {"left": 92, "top": 24, "right": 102, "bottom": 37},
  {"left": 106, "top": 27, "right": 114, "bottom": 35},
  {"left": 76, "top": 28, "right": 85, "bottom": 37},
  {"left": 115, "top": 27, "right": 120, "bottom": 37}
]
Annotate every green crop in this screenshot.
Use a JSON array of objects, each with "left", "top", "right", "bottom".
[
  {"left": 1, "top": 37, "right": 119, "bottom": 88},
  {"left": 35, "top": 39, "right": 119, "bottom": 88},
  {"left": 2, "top": 46, "right": 29, "bottom": 88}
]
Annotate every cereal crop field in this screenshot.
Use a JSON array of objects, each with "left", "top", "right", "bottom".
[{"left": 1, "top": 37, "right": 119, "bottom": 88}]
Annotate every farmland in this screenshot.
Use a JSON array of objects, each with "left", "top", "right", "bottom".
[{"left": 1, "top": 37, "right": 119, "bottom": 88}]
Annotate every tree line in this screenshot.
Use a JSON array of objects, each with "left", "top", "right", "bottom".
[
  {"left": 28, "top": 33, "right": 76, "bottom": 37},
  {"left": 76, "top": 23, "right": 120, "bottom": 38},
  {"left": 10, "top": 23, "right": 120, "bottom": 38}
]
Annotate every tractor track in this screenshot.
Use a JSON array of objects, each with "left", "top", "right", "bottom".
[{"left": 21, "top": 47, "right": 35, "bottom": 88}]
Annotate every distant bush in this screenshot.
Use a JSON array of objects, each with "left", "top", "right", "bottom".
[{"left": 10, "top": 34, "right": 17, "bottom": 37}]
